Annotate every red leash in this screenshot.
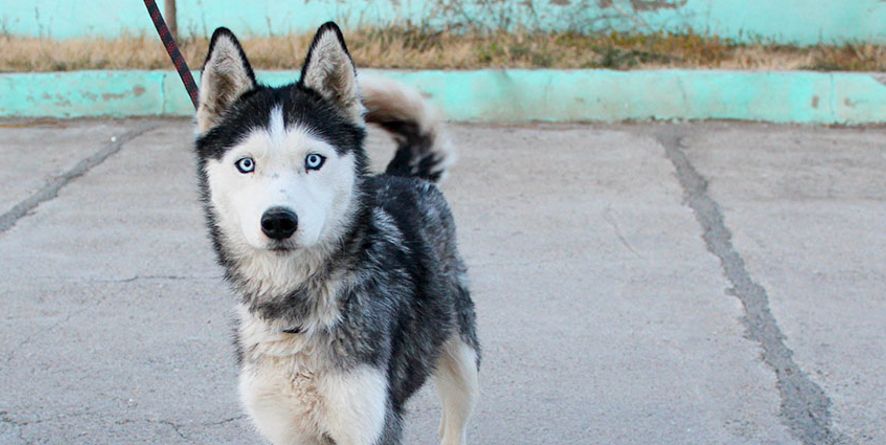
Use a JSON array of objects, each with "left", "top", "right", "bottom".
[{"left": 143, "top": 0, "right": 199, "bottom": 109}]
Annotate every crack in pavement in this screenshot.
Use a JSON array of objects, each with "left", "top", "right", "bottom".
[
  {"left": 157, "top": 420, "right": 189, "bottom": 442},
  {"left": 199, "top": 414, "right": 248, "bottom": 427},
  {"left": 114, "top": 418, "right": 192, "bottom": 443},
  {"left": 655, "top": 128, "right": 855, "bottom": 445},
  {"left": 4, "top": 274, "right": 222, "bottom": 283},
  {"left": 603, "top": 205, "right": 644, "bottom": 258},
  {"left": 2, "top": 409, "right": 245, "bottom": 444},
  {"left": 0, "top": 410, "right": 99, "bottom": 444},
  {"left": 4, "top": 289, "right": 113, "bottom": 365},
  {"left": 0, "top": 411, "right": 28, "bottom": 445},
  {"left": 87, "top": 274, "right": 221, "bottom": 283},
  {"left": 3, "top": 274, "right": 220, "bottom": 364},
  {"left": 0, "top": 122, "right": 161, "bottom": 234}
]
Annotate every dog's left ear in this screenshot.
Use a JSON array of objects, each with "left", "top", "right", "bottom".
[{"left": 299, "top": 22, "right": 363, "bottom": 123}]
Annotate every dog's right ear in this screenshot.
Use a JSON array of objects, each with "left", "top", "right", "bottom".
[
  {"left": 197, "top": 28, "right": 257, "bottom": 134},
  {"left": 299, "top": 22, "right": 363, "bottom": 123}
]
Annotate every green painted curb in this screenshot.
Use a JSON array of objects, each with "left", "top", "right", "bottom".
[{"left": 1, "top": 70, "right": 884, "bottom": 124}]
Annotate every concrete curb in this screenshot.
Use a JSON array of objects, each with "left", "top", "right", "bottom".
[{"left": 1, "top": 70, "right": 884, "bottom": 124}]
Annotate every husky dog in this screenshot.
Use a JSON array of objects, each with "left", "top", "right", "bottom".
[{"left": 193, "top": 22, "right": 480, "bottom": 445}]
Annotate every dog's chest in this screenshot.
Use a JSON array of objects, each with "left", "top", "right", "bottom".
[
  {"left": 234, "top": 307, "right": 333, "bottom": 438},
  {"left": 240, "top": 353, "right": 329, "bottom": 437}
]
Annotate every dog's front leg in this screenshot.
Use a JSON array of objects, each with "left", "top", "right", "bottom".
[{"left": 320, "top": 365, "right": 390, "bottom": 445}]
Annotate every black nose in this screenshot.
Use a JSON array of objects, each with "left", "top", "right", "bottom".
[{"left": 261, "top": 207, "right": 298, "bottom": 240}]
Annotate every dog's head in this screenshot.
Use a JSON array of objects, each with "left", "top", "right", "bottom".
[{"left": 195, "top": 23, "right": 367, "bottom": 259}]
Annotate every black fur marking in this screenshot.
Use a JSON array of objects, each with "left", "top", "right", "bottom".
[
  {"left": 231, "top": 324, "right": 244, "bottom": 366},
  {"left": 379, "top": 121, "right": 444, "bottom": 183},
  {"left": 196, "top": 85, "right": 365, "bottom": 162}
]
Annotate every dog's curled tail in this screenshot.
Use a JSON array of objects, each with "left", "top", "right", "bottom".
[{"left": 361, "top": 76, "right": 455, "bottom": 183}]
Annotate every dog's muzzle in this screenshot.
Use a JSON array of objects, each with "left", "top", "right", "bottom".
[{"left": 261, "top": 207, "right": 298, "bottom": 240}]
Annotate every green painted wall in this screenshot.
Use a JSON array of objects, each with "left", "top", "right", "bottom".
[
  {"left": 1, "top": 0, "right": 883, "bottom": 45},
  {"left": 2, "top": 70, "right": 883, "bottom": 124}
]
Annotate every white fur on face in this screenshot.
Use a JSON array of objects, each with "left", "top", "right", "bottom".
[{"left": 205, "top": 107, "right": 358, "bottom": 254}]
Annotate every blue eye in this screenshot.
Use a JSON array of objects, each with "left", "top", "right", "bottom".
[
  {"left": 235, "top": 157, "right": 255, "bottom": 173},
  {"left": 305, "top": 154, "right": 326, "bottom": 171}
]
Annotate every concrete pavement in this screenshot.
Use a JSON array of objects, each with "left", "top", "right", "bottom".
[{"left": 0, "top": 119, "right": 883, "bottom": 444}]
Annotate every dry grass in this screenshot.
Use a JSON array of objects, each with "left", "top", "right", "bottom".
[{"left": 0, "top": 28, "right": 883, "bottom": 72}]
